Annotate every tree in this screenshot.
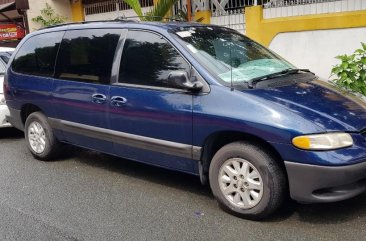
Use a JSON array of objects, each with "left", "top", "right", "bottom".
[
  {"left": 124, "top": 0, "right": 178, "bottom": 21},
  {"left": 32, "top": 3, "right": 67, "bottom": 28}
]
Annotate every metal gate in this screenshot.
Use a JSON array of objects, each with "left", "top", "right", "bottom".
[{"left": 210, "top": 0, "right": 257, "bottom": 33}]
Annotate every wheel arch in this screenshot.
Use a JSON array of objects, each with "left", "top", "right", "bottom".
[
  {"left": 199, "top": 130, "right": 287, "bottom": 184},
  {"left": 20, "top": 103, "right": 43, "bottom": 124}
]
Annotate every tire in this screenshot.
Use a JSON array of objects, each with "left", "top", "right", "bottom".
[
  {"left": 209, "top": 141, "right": 286, "bottom": 220},
  {"left": 24, "top": 112, "right": 61, "bottom": 161}
]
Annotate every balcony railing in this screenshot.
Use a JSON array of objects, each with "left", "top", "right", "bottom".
[
  {"left": 84, "top": 0, "right": 153, "bottom": 16},
  {"left": 263, "top": 0, "right": 366, "bottom": 18},
  {"left": 263, "top": 0, "right": 342, "bottom": 8},
  {"left": 210, "top": 0, "right": 258, "bottom": 13}
]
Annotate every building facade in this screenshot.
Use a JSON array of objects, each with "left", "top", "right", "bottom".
[{"left": 0, "top": 0, "right": 364, "bottom": 80}]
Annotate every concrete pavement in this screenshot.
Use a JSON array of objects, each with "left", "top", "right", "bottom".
[{"left": 1, "top": 128, "right": 366, "bottom": 241}]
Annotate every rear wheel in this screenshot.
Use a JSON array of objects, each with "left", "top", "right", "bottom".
[
  {"left": 209, "top": 141, "right": 286, "bottom": 220},
  {"left": 25, "top": 112, "right": 61, "bottom": 161}
]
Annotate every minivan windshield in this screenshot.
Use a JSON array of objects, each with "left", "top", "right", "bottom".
[{"left": 171, "top": 26, "right": 295, "bottom": 86}]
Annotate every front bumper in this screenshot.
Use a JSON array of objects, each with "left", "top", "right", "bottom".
[
  {"left": 0, "top": 104, "right": 11, "bottom": 128},
  {"left": 285, "top": 161, "right": 366, "bottom": 203}
]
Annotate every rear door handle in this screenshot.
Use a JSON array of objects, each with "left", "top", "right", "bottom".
[
  {"left": 111, "top": 96, "right": 127, "bottom": 107},
  {"left": 92, "top": 93, "right": 107, "bottom": 104}
]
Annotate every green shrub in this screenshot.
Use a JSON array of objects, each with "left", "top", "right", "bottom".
[
  {"left": 32, "top": 3, "right": 67, "bottom": 28},
  {"left": 330, "top": 42, "right": 366, "bottom": 96}
]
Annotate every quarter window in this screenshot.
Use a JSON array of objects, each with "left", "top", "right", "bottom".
[
  {"left": 12, "top": 32, "right": 63, "bottom": 76},
  {"left": 55, "top": 29, "right": 122, "bottom": 84},
  {"left": 119, "top": 31, "right": 189, "bottom": 88}
]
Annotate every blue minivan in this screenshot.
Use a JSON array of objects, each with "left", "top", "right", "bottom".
[{"left": 4, "top": 21, "right": 366, "bottom": 220}]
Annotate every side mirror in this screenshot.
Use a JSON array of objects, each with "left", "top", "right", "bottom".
[{"left": 168, "top": 71, "right": 203, "bottom": 92}]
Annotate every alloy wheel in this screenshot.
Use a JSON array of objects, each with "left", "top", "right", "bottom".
[{"left": 218, "top": 158, "right": 263, "bottom": 209}]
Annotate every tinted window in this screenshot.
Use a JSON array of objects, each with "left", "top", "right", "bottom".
[
  {"left": 12, "top": 32, "right": 63, "bottom": 76},
  {"left": 119, "top": 31, "right": 189, "bottom": 88},
  {"left": 56, "top": 29, "right": 121, "bottom": 84}
]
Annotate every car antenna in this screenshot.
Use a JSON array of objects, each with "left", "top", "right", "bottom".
[
  {"left": 230, "top": 41, "right": 233, "bottom": 91},
  {"left": 229, "top": 13, "right": 234, "bottom": 91}
]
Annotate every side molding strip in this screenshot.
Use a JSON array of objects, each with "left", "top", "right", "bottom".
[{"left": 48, "top": 118, "right": 201, "bottom": 161}]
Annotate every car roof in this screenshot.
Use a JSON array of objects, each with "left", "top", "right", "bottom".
[{"left": 31, "top": 20, "right": 225, "bottom": 36}]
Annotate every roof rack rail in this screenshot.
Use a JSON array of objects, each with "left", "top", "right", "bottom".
[
  {"left": 114, "top": 16, "right": 140, "bottom": 22},
  {"left": 40, "top": 20, "right": 119, "bottom": 30},
  {"left": 114, "top": 16, "right": 184, "bottom": 22},
  {"left": 40, "top": 16, "right": 186, "bottom": 30},
  {"left": 41, "top": 22, "right": 83, "bottom": 29}
]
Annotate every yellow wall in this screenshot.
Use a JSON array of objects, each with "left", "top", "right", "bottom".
[
  {"left": 245, "top": 5, "right": 366, "bottom": 47},
  {"left": 71, "top": 0, "right": 85, "bottom": 22},
  {"left": 194, "top": 11, "right": 211, "bottom": 24}
]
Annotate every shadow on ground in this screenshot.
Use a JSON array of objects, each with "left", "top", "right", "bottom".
[
  {"left": 294, "top": 194, "right": 366, "bottom": 224},
  {"left": 0, "top": 128, "right": 23, "bottom": 139},
  {"left": 266, "top": 192, "right": 366, "bottom": 224},
  {"left": 66, "top": 146, "right": 212, "bottom": 199}
]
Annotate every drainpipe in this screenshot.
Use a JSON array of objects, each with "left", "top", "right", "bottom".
[
  {"left": 22, "top": 10, "right": 29, "bottom": 34},
  {"left": 16, "top": 0, "right": 30, "bottom": 34}
]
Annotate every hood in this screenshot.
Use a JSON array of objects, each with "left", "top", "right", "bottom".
[{"left": 245, "top": 80, "right": 366, "bottom": 132}]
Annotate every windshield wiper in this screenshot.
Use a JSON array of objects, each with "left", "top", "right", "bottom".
[{"left": 247, "top": 68, "right": 312, "bottom": 89}]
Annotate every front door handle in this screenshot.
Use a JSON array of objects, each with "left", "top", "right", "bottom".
[
  {"left": 92, "top": 93, "right": 107, "bottom": 104},
  {"left": 111, "top": 96, "right": 127, "bottom": 107}
]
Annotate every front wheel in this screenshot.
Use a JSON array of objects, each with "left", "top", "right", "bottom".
[{"left": 209, "top": 141, "right": 286, "bottom": 220}]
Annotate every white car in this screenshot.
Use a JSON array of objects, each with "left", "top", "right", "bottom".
[
  {"left": 0, "top": 47, "right": 15, "bottom": 128},
  {"left": 0, "top": 74, "right": 11, "bottom": 128}
]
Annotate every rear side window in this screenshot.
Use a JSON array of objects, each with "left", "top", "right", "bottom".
[
  {"left": 55, "top": 29, "right": 122, "bottom": 84},
  {"left": 12, "top": 32, "right": 63, "bottom": 76}
]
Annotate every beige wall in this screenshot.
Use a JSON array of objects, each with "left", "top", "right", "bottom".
[
  {"left": 27, "top": 0, "right": 72, "bottom": 32},
  {"left": 269, "top": 27, "right": 366, "bottom": 81}
]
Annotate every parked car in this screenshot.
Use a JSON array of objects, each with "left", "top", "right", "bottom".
[
  {"left": 0, "top": 47, "right": 14, "bottom": 128},
  {"left": 4, "top": 21, "right": 366, "bottom": 220}
]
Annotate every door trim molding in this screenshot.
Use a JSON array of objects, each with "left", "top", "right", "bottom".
[{"left": 48, "top": 118, "right": 201, "bottom": 161}]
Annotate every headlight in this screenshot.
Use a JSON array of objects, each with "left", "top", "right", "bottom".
[
  {"left": 0, "top": 93, "right": 5, "bottom": 105},
  {"left": 292, "top": 133, "right": 353, "bottom": 150}
]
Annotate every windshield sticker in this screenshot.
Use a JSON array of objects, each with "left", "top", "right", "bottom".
[
  {"left": 187, "top": 44, "right": 198, "bottom": 53},
  {"left": 176, "top": 31, "right": 192, "bottom": 38}
]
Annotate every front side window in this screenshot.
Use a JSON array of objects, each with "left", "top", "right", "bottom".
[
  {"left": 119, "top": 31, "right": 190, "bottom": 88},
  {"left": 172, "top": 26, "right": 295, "bottom": 86},
  {"left": 55, "top": 29, "right": 122, "bottom": 84},
  {"left": 12, "top": 32, "right": 63, "bottom": 76}
]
